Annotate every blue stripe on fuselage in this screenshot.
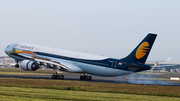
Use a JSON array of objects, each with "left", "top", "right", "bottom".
[{"left": 34, "top": 52, "right": 131, "bottom": 71}]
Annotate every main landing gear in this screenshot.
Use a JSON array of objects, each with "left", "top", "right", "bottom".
[
  {"left": 52, "top": 69, "right": 64, "bottom": 80},
  {"left": 52, "top": 73, "right": 64, "bottom": 80},
  {"left": 80, "top": 73, "right": 92, "bottom": 81}
]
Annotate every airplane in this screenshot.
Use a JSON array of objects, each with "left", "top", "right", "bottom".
[
  {"left": 146, "top": 57, "right": 172, "bottom": 66},
  {"left": 5, "top": 33, "right": 157, "bottom": 80}
]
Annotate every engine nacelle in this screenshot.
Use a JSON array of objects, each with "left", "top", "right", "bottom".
[{"left": 20, "top": 60, "right": 39, "bottom": 71}]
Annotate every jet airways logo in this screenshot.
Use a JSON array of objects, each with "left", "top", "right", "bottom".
[{"left": 136, "top": 41, "right": 150, "bottom": 59}]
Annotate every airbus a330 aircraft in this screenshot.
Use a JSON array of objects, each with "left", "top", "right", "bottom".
[{"left": 5, "top": 33, "right": 157, "bottom": 80}]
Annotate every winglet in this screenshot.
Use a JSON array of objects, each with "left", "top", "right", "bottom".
[{"left": 165, "top": 57, "right": 172, "bottom": 62}]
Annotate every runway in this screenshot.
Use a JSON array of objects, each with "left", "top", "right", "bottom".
[
  {"left": 0, "top": 74, "right": 128, "bottom": 83},
  {"left": 1, "top": 73, "right": 180, "bottom": 85}
]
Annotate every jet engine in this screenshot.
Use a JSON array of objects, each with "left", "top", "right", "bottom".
[{"left": 20, "top": 60, "right": 40, "bottom": 71}]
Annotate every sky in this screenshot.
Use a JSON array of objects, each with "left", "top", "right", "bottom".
[{"left": 0, "top": 0, "right": 180, "bottom": 63}]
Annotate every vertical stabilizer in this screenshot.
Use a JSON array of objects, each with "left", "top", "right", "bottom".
[{"left": 121, "top": 33, "right": 157, "bottom": 64}]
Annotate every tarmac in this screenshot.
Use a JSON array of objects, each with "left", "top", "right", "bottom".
[{"left": 0, "top": 73, "right": 180, "bottom": 86}]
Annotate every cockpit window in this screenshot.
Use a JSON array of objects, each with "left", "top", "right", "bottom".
[{"left": 14, "top": 44, "right": 19, "bottom": 48}]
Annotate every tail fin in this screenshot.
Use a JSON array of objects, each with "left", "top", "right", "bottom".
[{"left": 121, "top": 33, "right": 157, "bottom": 64}]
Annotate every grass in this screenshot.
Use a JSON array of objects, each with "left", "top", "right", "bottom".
[
  {"left": 0, "top": 71, "right": 51, "bottom": 75},
  {"left": 0, "top": 68, "right": 78, "bottom": 75},
  {"left": 0, "top": 72, "right": 52, "bottom": 75},
  {"left": 0, "top": 68, "right": 54, "bottom": 74},
  {"left": 0, "top": 86, "right": 180, "bottom": 101},
  {"left": 1, "top": 77, "right": 180, "bottom": 98},
  {"left": 0, "top": 68, "right": 53, "bottom": 75},
  {"left": 1, "top": 68, "right": 180, "bottom": 100}
]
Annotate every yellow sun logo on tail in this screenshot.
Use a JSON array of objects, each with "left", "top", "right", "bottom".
[{"left": 136, "top": 42, "right": 150, "bottom": 59}]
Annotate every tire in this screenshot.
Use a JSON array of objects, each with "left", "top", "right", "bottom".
[
  {"left": 52, "top": 74, "right": 56, "bottom": 79},
  {"left": 15, "top": 64, "right": 19, "bottom": 68},
  {"left": 80, "top": 75, "right": 84, "bottom": 80},
  {"left": 60, "top": 75, "right": 64, "bottom": 80},
  {"left": 88, "top": 76, "right": 92, "bottom": 81}
]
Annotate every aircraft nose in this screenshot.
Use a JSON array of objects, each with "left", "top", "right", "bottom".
[
  {"left": 4, "top": 47, "right": 8, "bottom": 54},
  {"left": 5, "top": 45, "right": 10, "bottom": 54},
  {"left": 5, "top": 47, "right": 8, "bottom": 54}
]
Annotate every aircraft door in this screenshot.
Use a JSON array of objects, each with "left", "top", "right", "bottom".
[
  {"left": 111, "top": 61, "right": 117, "bottom": 69},
  {"left": 73, "top": 55, "right": 79, "bottom": 64}
]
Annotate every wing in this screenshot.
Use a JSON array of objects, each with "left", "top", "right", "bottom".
[
  {"left": 19, "top": 53, "right": 68, "bottom": 69},
  {"left": 11, "top": 48, "right": 83, "bottom": 72}
]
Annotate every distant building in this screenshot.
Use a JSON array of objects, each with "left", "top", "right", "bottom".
[
  {"left": 147, "top": 63, "right": 180, "bottom": 72},
  {"left": 0, "top": 56, "right": 15, "bottom": 68}
]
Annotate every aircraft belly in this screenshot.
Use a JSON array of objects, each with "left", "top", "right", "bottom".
[
  {"left": 39, "top": 57, "right": 132, "bottom": 76},
  {"left": 46, "top": 58, "right": 132, "bottom": 76},
  {"left": 77, "top": 62, "right": 133, "bottom": 77}
]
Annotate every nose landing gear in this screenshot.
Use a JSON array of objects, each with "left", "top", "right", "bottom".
[
  {"left": 15, "top": 60, "right": 19, "bottom": 68},
  {"left": 15, "top": 64, "right": 20, "bottom": 68}
]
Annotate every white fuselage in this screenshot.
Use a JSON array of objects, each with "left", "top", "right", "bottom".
[{"left": 5, "top": 43, "right": 133, "bottom": 77}]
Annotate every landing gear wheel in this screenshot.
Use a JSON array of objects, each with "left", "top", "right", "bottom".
[
  {"left": 52, "top": 74, "right": 64, "bottom": 80},
  {"left": 15, "top": 64, "right": 19, "bottom": 68},
  {"left": 60, "top": 75, "right": 64, "bottom": 80},
  {"left": 52, "top": 74, "right": 56, "bottom": 79},
  {"left": 80, "top": 75, "right": 84, "bottom": 80},
  {"left": 52, "top": 69, "right": 64, "bottom": 80},
  {"left": 88, "top": 76, "right": 92, "bottom": 81},
  {"left": 80, "top": 75, "right": 92, "bottom": 81}
]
